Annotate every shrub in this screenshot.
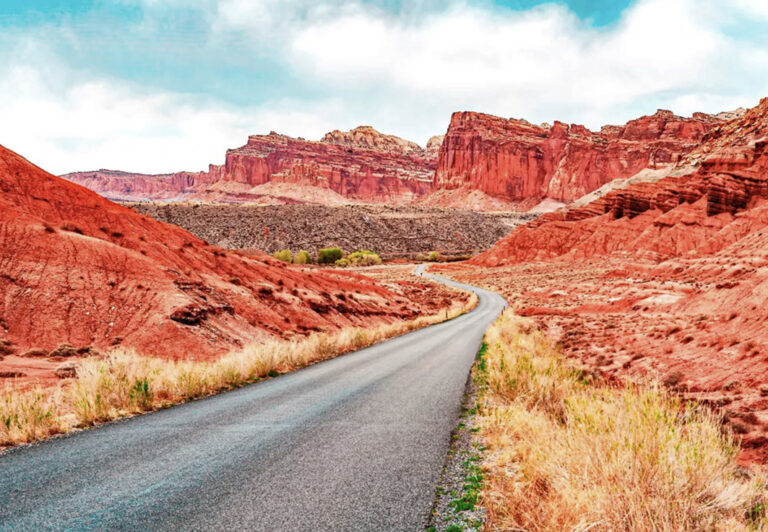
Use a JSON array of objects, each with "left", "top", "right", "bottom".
[
  {"left": 272, "top": 249, "right": 292, "bottom": 263},
  {"left": 60, "top": 221, "right": 84, "bottom": 234},
  {"left": 335, "top": 258, "right": 351, "bottom": 267},
  {"left": 318, "top": 247, "right": 343, "bottom": 264},
  {"left": 415, "top": 253, "right": 428, "bottom": 261},
  {"left": 294, "top": 250, "right": 311, "bottom": 265},
  {"left": 347, "top": 250, "right": 382, "bottom": 267},
  {"left": 428, "top": 251, "right": 441, "bottom": 262}
]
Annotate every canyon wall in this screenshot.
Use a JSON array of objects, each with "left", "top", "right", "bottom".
[
  {"left": 208, "top": 127, "right": 436, "bottom": 203},
  {"left": 434, "top": 110, "right": 726, "bottom": 207},
  {"left": 63, "top": 167, "right": 222, "bottom": 202},
  {"left": 472, "top": 99, "right": 768, "bottom": 266},
  {"left": 64, "top": 126, "right": 438, "bottom": 204},
  {"left": 65, "top": 110, "right": 740, "bottom": 210}
]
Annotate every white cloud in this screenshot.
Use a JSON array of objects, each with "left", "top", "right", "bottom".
[
  {"left": 0, "top": 61, "right": 351, "bottom": 174},
  {"left": 285, "top": 0, "right": 768, "bottom": 128},
  {"left": 2, "top": 0, "right": 768, "bottom": 173}
]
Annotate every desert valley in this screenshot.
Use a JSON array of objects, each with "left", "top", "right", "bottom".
[{"left": 4, "top": 1, "right": 768, "bottom": 530}]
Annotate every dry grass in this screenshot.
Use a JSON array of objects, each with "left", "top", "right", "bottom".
[
  {"left": 1, "top": 293, "right": 477, "bottom": 447},
  {"left": 477, "top": 310, "right": 768, "bottom": 532}
]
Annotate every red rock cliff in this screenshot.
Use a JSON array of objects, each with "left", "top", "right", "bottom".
[
  {"left": 63, "top": 167, "right": 222, "bottom": 201},
  {"left": 211, "top": 126, "right": 436, "bottom": 203},
  {"left": 472, "top": 99, "right": 767, "bottom": 266},
  {"left": 64, "top": 126, "right": 438, "bottom": 205},
  {"left": 434, "top": 110, "right": 724, "bottom": 205}
]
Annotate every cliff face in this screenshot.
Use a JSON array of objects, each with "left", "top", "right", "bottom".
[
  {"left": 206, "top": 127, "right": 436, "bottom": 204},
  {"left": 64, "top": 126, "right": 439, "bottom": 205},
  {"left": 472, "top": 99, "right": 768, "bottom": 266},
  {"left": 434, "top": 110, "right": 725, "bottom": 205},
  {"left": 64, "top": 110, "right": 739, "bottom": 210},
  {"left": 62, "top": 168, "right": 221, "bottom": 201}
]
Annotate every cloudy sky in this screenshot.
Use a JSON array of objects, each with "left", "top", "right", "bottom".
[{"left": 1, "top": 0, "right": 767, "bottom": 174}]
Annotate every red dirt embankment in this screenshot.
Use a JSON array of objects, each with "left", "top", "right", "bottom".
[{"left": 0, "top": 145, "right": 442, "bottom": 387}]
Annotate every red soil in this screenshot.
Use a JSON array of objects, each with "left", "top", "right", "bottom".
[{"left": 0, "top": 145, "right": 435, "bottom": 386}]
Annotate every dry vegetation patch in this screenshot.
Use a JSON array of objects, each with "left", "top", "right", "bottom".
[
  {"left": 1, "top": 292, "right": 477, "bottom": 448},
  {"left": 475, "top": 310, "right": 768, "bottom": 531}
]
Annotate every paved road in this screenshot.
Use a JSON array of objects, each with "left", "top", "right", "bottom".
[{"left": 0, "top": 270, "right": 506, "bottom": 531}]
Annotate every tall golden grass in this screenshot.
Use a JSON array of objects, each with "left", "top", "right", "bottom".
[
  {"left": 477, "top": 310, "right": 767, "bottom": 531},
  {"left": 1, "top": 293, "right": 477, "bottom": 447}
]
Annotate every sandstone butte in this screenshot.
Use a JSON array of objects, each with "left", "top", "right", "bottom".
[
  {"left": 448, "top": 97, "right": 768, "bottom": 465},
  {"left": 65, "top": 110, "right": 732, "bottom": 211},
  {"left": 0, "top": 144, "right": 442, "bottom": 386}
]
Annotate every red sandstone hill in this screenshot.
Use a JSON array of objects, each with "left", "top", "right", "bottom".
[
  {"left": 433, "top": 109, "right": 729, "bottom": 210},
  {"left": 0, "top": 144, "right": 428, "bottom": 369},
  {"left": 65, "top": 126, "right": 438, "bottom": 205}
]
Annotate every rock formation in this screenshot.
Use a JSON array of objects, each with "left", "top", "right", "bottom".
[
  {"left": 471, "top": 99, "right": 768, "bottom": 266},
  {"left": 65, "top": 126, "right": 439, "bottom": 205},
  {"left": 433, "top": 109, "right": 728, "bottom": 207},
  {"left": 62, "top": 168, "right": 220, "bottom": 202},
  {"left": 203, "top": 127, "right": 436, "bottom": 204}
]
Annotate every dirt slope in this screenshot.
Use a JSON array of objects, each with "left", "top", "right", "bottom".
[{"left": 0, "top": 145, "right": 430, "bottom": 372}]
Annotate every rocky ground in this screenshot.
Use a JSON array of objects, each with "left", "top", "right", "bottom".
[
  {"left": 127, "top": 203, "right": 533, "bottom": 258},
  {"left": 440, "top": 259, "right": 768, "bottom": 466}
]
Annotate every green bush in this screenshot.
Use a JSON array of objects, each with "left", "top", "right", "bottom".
[
  {"left": 335, "top": 258, "right": 351, "bottom": 267},
  {"left": 318, "top": 247, "right": 344, "bottom": 264},
  {"left": 415, "top": 253, "right": 428, "bottom": 262},
  {"left": 293, "top": 250, "right": 311, "bottom": 264},
  {"left": 273, "top": 249, "right": 292, "bottom": 263},
  {"left": 428, "top": 251, "right": 442, "bottom": 262},
  {"left": 348, "top": 250, "right": 382, "bottom": 266}
]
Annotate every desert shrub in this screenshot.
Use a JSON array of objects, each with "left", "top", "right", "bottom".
[
  {"left": 60, "top": 221, "right": 84, "bottom": 235},
  {"left": 0, "top": 388, "right": 61, "bottom": 444},
  {"left": 272, "top": 249, "right": 293, "bottom": 263},
  {"left": 335, "top": 258, "right": 351, "bottom": 267},
  {"left": 294, "top": 250, "right": 311, "bottom": 264},
  {"left": 428, "top": 251, "right": 441, "bottom": 262},
  {"left": 415, "top": 253, "right": 428, "bottom": 261},
  {"left": 50, "top": 343, "right": 79, "bottom": 358},
  {"left": 318, "top": 247, "right": 343, "bottom": 264},
  {"left": 347, "top": 250, "right": 382, "bottom": 267}
]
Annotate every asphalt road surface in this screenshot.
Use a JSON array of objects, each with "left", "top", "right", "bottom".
[{"left": 0, "top": 270, "right": 506, "bottom": 531}]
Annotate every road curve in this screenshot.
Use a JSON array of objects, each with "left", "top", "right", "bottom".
[{"left": 0, "top": 270, "right": 506, "bottom": 531}]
